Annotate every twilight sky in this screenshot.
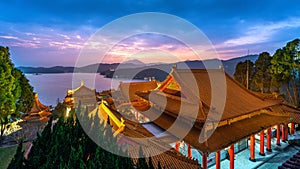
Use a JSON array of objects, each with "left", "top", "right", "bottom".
[{"left": 0, "top": 0, "right": 300, "bottom": 67}]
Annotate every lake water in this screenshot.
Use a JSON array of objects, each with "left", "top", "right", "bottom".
[{"left": 25, "top": 73, "right": 137, "bottom": 106}]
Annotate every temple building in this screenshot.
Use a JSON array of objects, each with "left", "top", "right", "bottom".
[
  {"left": 65, "top": 81, "right": 97, "bottom": 111},
  {"left": 68, "top": 68, "right": 300, "bottom": 169},
  {"left": 114, "top": 80, "right": 158, "bottom": 122},
  {"left": 88, "top": 100, "right": 201, "bottom": 169},
  {"left": 22, "top": 93, "right": 51, "bottom": 122},
  {"left": 135, "top": 68, "right": 300, "bottom": 169}
]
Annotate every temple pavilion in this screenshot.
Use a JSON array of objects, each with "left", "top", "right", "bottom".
[
  {"left": 67, "top": 67, "right": 300, "bottom": 169},
  {"left": 23, "top": 93, "right": 51, "bottom": 122},
  {"left": 65, "top": 80, "right": 97, "bottom": 110},
  {"left": 135, "top": 68, "right": 300, "bottom": 169}
]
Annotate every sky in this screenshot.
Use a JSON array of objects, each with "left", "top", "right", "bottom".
[{"left": 0, "top": 0, "right": 300, "bottom": 67}]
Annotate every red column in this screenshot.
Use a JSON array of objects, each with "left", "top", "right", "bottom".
[
  {"left": 188, "top": 144, "right": 192, "bottom": 159},
  {"left": 282, "top": 124, "right": 286, "bottom": 141},
  {"left": 291, "top": 123, "right": 295, "bottom": 135},
  {"left": 266, "top": 128, "right": 272, "bottom": 152},
  {"left": 259, "top": 131, "right": 265, "bottom": 156},
  {"left": 229, "top": 145, "right": 234, "bottom": 169},
  {"left": 276, "top": 125, "right": 281, "bottom": 146},
  {"left": 249, "top": 135, "right": 256, "bottom": 161},
  {"left": 216, "top": 151, "right": 220, "bottom": 169},
  {"left": 202, "top": 153, "right": 208, "bottom": 169},
  {"left": 135, "top": 112, "right": 138, "bottom": 120},
  {"left": 286, "top": 124, "right": 288, "bottom": 140},
  {"left": 175, "top": 142, "right": 180, "bottom": 151}
]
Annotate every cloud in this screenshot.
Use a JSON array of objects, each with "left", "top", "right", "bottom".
[
  {"left": 223, "top": 17, "right": 300, "bottom": 46},
  {"left": 0, "top": 35, "right": 20, "bottom": 40},
  {"left": 1, "top": 1, "right": 300, "bottom": 65},
  {"left": 48, "top": 41, "right": 82, "bottom": 50}
]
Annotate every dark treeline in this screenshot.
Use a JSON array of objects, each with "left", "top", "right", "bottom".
[
  {"left": 8, "top": 103, "right": 160, "bottom": 169},
  {"left": 234, "top": 39, "right": 300, "bottom": 107}
]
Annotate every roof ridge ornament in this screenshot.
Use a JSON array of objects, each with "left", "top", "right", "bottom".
[
  {"left": 172, "top": 63, "right": 177, "bottom": 69},
  {"left": 81, "top": 80, "right": 84, "bottom": 86}
]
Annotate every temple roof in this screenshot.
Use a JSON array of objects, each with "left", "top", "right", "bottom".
[
  {"left": 29, "top": 93, "right": 50, "bottom": 114},
  {"left": 118, "top": 80, "right": 158, "bottom": 101},
  {"left": 145, "top": 107, "right": 289, "bottom": 153},
  {"left": 24, "top": 93, "right": 51, "bottom": 122},
  {"left": 90, "top": 102, "right": 200, "bottom": 169},
  {"left": 68, "top": 81, "right": 96, "bottom": 96},
  {"left": 138, "top": 68, "right": 283, "bottom": 123},
  {"left": 135, "top": 68, "right": 300, "bottom": 153}
]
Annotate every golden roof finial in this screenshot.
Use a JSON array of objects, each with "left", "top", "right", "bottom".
[{"left": 81, "top": 80, "right": 84, "bottom": 86}]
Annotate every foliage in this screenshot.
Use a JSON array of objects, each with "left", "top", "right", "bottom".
[
  {"left": 0, "top": 145, "right": 17, "bottom": 169},
  {"left": 270, "top": 39, "right": 300, "bottom": 106},
  {"left": 51, "top": 102, "right": 66, "bottom": 119},
  {"left": 233, "top": 60, "right": 254, "bottom": 88},
  {"left": 251, "top": 52, "right": 272, "bottom": 93},
  {"left": 233, "top": 39, "right": 300, "bottom": 106},
  {"left": 0, "top": 46, "right": 34, "bottom": 138},
  {"left": 7, "top": 140, "right": 24, "bottom": 169},
  {"left": 8, "top": 102, "right": 156, "bottom": 168},
  {"left": 13, "top": 69, "right": 34, "bottom": 114}
]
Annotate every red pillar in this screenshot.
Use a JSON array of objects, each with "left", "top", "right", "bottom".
[
  {"left": 175, "top": 142, "right": 180, "bottom": 151},
  {"left": 259, "top": 131, "right": 265, "bottom": 156},
  {"left": 286, "top": 125, "right": 288, "bottom": 140},
  {"left": 135, "top": 112, "right": 138, "bottom": 120},
  {"left": 282, "top": 124, "right": 286, "bottom": 141},
  {"left": 188, "top": 144, "right": 192, "bottom": 159},
  {"left": 216, "top": 151, "right": 220, "bottom": 169},
  {"left": 291, "top": 123, "right": 295, "bottom": 135},
  {"left": 249, "top": 135, "right": 256, "bottom": 161},
  {"left": 276, "top": 125, "right": 281, "bottom": 146},
  {"left": 202, "top": 153, "right": 208, "bottom": 169},
  {"left": 266, "top": 128, "right": 272, "bottom": 152},
  {"left": 229, "top": 145, "right": 234, "bottom": 169}
]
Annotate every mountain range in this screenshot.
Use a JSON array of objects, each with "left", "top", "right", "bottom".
[{"left": 18, "top": 54, "right": 258, "bottom": 80}]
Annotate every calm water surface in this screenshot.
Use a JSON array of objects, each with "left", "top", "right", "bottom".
[{"left": 25, "top": 73, "right": 136, "bottom": 106}]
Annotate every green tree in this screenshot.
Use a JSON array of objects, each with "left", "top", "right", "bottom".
[
  {"left": 148, "top": 156, "right": 155, "bottom": 169},
  {"left": 0, "top": 46, "right": 33, "bottom": 138},
  {"left": 7, "top": 140, "right": 25, "bottom": 169},
  {"left": 157, "top": 161, "right": 162, "bottom": 169},
  {"left": 252, "top": 52, "right": 272, "bottom": 93},
  {"left": 137, "top": 146, "right": 148, "bottom": 169},
  {"left": 0, "top": 47, "right": 21, "bottom": 137},
  {"left": 13, "top": 69, "right": 34, "bottom": 113},
  {"left": 270, "top": 39, "right": 300, "bottom": 106},
  {"left": 234, "top": 60, "right": 254, "bottom": 88}
]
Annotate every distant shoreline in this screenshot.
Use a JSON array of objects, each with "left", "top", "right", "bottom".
[{"left": 19, "top": 55, "right": 259, "bottom": 79}]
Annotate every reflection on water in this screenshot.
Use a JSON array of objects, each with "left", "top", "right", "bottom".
[{"left": 25, "top": 73, "right": 141, "bottom": 106}]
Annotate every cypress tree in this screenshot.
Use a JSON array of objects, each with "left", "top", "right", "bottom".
[{"left": 7, "top": 140, "right": 25, "bottom": 169}]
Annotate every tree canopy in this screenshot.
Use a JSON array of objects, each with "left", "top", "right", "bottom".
[
  {"left": 233, "top": 60, "right": 254, "bottom": 88},
  {"left": 233, "top": 39, "right": 300, "bottom": 106},
  {"left": 270, "top": 39, "right": 300, "bottom": 106},
  {"left": 251, "top": 52, "right": 272, "bottom": 93},
  {"left": 8, "top": 103, "right": 156, "bottom": 168},
  {"left": 0, "top": 46, "right": 34, "bottom": 138}
]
